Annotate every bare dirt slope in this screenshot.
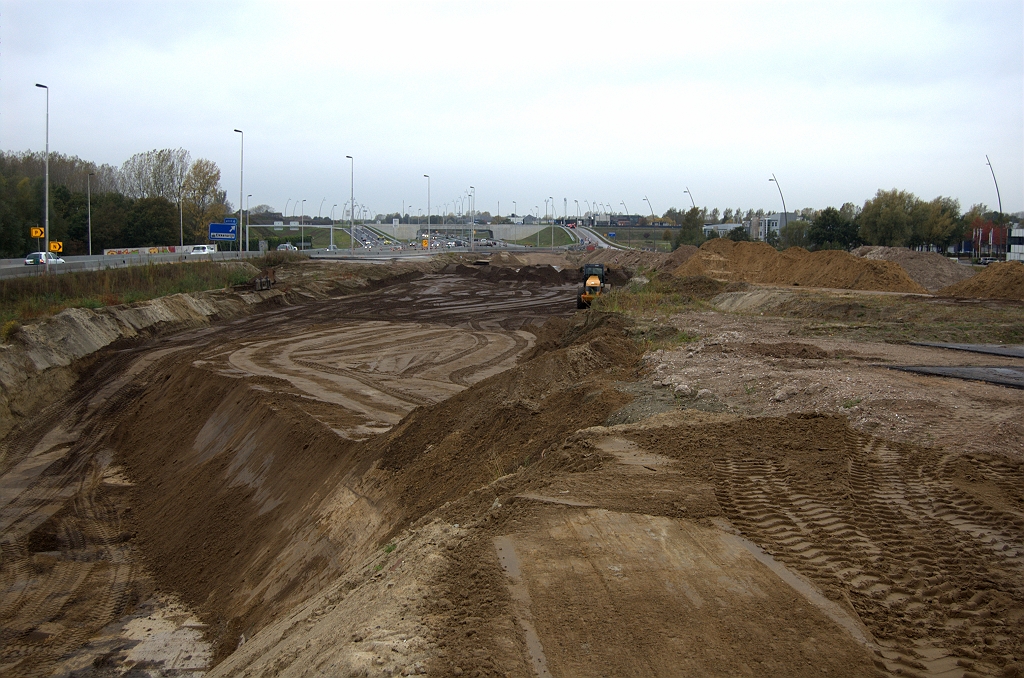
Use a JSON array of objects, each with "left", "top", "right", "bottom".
[
  {"left": 2, "top": 256, "right": 1023, "bottom": 678},
  {"left": 678, "top": 239, "right": 928, "bottom": 293},
  {"left": 940, "top": 261, "right": 1024, "bottom": 300},
  {"left": 852, "top": 246, "right": 975, "bottom": 291}
]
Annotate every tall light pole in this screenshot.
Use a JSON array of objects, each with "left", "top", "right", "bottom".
[
  {"left": 469, "top": 186, "right": 475, "bottom": 251},
  {"left": 644, "top": 195, "right": 655, "bottom": 217},
  {"left": 318, "top": 197, "right": 326, "bottom": 219},
  {"left": 347, "top": 156, "right": 354, "bottom": 254},
  {"left": 285, "top": 198, "right": 292, "bottom": 218},
  {"left": 246, "top": 194, "right": 252, "bottom": 251},
  {"left": 769, "top": 173, "right": 787, "bottom": 238},
  {"left": 424, "top": 175, "right": 430, "bottom": 235},
  {"left": 684, "top": 187, "right": 696, "bottom": 209},
  {"left": 985, "top": 155, "right": 1003, "bottom": 214},
  {"left": 300, "top": 199, "right": 306, "bottom": 250},
  {"left": 330, "top": 204, "right": 337, "bottom": 249},
  {"left": 234, "top": 129, "right": 244, "bottom": 251},
  {"left": 549, "top": 196, "right": 554, "bottom": 247},
  {"left": 621, "top": 201, "right": 630, "bottom": 248},
  {"left": 87, "top": 172, "right": 94, "bottom": 256},
  {"left": 35, "top": 84, "right": 49, "bottom": 267}
]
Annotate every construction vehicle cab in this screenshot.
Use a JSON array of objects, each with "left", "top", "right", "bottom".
[{"left": 577, "top": 263, "right": 611, "bottom": 308}]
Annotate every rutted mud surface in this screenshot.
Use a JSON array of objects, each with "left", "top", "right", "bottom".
[{"left": 2, "top": 258, "right": 1023, "bottom": 678}]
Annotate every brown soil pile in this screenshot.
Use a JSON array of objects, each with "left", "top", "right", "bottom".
[
  {"left": 111, "top": 309, "right": 639, "bottom": 662},
  {"left": 572, "top": 247, "right": 663, "bottom": 270},
  {"left": 938, "top": 260, "right": 1024, "bottom": 300},
  {"left": 852, "top": 245, "right": 975, "bottom": 291},
  {"left": 675, "top": 238, "right": 927, "bottom": 293},
  {"left": 656, "top": 244, "right": 699, "bottom": 271}
]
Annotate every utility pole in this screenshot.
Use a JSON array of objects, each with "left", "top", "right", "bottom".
[
  {"left": 35, "top": 84, "right": 49, "bottom": 269},
  {"left": 347, "top": 156, "right": 354, "bottom": 254}
]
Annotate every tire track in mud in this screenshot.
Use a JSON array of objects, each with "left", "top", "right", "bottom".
[{"left": 714, "top": 437, "right": 1024, "bottom": 677}]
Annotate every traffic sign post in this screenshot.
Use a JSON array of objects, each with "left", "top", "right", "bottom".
[
  {"left": 209, "top": 222, "right": 237, "bottom": 241},
  {"left": 30, "top": 227, "right": 44, "bottom": 238},
  {"left": 49, "top": 241, "right": 63, "bottom": 253}
]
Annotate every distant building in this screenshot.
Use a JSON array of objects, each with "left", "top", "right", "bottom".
[
  {"left": 758, "top": 212, "right": 802, "bottom": 240},
  {"left": 1005, "top": 227, "right": 1023, "bottom": 261}
]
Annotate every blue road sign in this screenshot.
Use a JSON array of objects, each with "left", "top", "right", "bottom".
[
  {"left": 608, "top": 232, "right": 616, "bottom": 238},
  {"left": 223, "top": 217, "right": 238, "bottom": 225},
  {"left": 209, "top": 222, "right": 237, "bottom": 241}
]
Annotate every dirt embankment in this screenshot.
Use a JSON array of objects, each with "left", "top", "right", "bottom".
[
  {"left": 939, "top": 260, "right": 1024, "bottom": 300},
  {"left": 113, "top": 311, "right": 639, "bottom": 664},
  {"left": 852, "top": 245, "right": 976, "bottom": 292},
  {"left": 676, "top": 239, "right": 928, "bottom": 293},
  {"left": 0, "top": 262, "right": 438, "bottom": 442}
]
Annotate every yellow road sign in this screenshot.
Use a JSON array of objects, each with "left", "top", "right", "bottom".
[
  {"left": 422, "top": 239, "right": 429, "bottom": 248},
  {"left": 49, "top": 241, "right": 63, "bottom": 253},
  {"left": 30, "top": 227, "right": 44, "bottom": 238}
]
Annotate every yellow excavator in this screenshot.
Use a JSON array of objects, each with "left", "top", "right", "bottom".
[{"left": 577, "top": 263, "right": 611, "bottom": 308}]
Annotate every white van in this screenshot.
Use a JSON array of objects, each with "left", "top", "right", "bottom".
[{"left": 189, "top": 245, "right": 216, "bottom": 255}]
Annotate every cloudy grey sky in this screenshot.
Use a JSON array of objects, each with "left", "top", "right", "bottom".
[{"left": 2, "top": 0, "right": 1021, "bottom": 218}]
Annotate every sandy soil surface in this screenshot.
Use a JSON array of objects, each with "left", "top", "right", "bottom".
[{"left": 1, "top": 255, "right": 1023, "bottom": 678}]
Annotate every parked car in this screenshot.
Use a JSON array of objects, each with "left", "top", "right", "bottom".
[
  {"left": 25, "top": 252, "right": 65, "bottom": 265},
  {"left": 189, "top": 245, "right": 216, "bottom": 255}
]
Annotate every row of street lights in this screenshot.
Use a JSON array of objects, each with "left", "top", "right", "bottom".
[{"left": 31, "top": 85, "right": 1009, "bottom": 261}]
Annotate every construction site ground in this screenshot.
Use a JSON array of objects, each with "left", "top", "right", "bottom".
[{"left": 1, "top": 252, "right": 1022, "bottom": 678}]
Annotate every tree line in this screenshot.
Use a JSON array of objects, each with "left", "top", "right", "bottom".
[
  {"left": 661, "top": 190, "right": 1007, "bottom": 253},
  {"left": 0, "top": 149, "right": 229, "bottom": 257}
]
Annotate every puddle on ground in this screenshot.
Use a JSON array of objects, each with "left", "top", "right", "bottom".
[{"left": 494, "top": 536, "right": 552, "bottom": 678}]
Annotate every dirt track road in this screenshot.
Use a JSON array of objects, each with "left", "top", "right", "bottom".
[{"left": 2, "top": 262, "right": 1023, "bottom": 678}]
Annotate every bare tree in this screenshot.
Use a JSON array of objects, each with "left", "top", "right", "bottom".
[{"left": 181, "top": 158, "right": 227, "bottom": 242}]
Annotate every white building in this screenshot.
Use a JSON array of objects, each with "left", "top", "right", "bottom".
[
  {"left": 757, "top": 212, "right": 803, "bottom": 240},
  {"left": 1009, "top": 227, "right": 1024, "bottom": 262}
]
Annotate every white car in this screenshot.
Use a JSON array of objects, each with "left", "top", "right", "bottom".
[
  {"left": 25, "top": 252, "right": 65, "bottom": 265},
  {"left": 189, "top": 245, "right": 216, "bottom": 255}
]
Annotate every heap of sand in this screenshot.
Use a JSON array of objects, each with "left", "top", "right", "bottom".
[
  {"left": 674, "top": 239, "right": 927, "bottom": 293},
  {"left": 852, "top": 246, "right": 975, "bottom": 292},
  {"left": 939, "top": 261, "right": 1024, "bottom": 300}
]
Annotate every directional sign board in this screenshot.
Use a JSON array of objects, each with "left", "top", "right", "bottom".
[
  {"left": 209, "top": 222, "right": 237, "bottom": 241},
  {"left": 31, "top": 227, "right": 44, "bottom": 238},
  {"left": 49, "top": 241, "right": 63, "bottom": 253},
  {"left": 223, "top": 217, "right": 238, "bottom": 225}
]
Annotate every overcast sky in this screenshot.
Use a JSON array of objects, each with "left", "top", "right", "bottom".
[{"left": 2, "top": 0, "right": 1022, "bottom": 218}]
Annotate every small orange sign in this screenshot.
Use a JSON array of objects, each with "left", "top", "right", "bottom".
[
  {"left": 49, "top": 241, "right": 63, "bottom": 253},
  {"left": 422, "top": 239, "right": 429, "bottom": 248},
  {"left": 30, "top": 227, "right": 44, "bottom": 238}
]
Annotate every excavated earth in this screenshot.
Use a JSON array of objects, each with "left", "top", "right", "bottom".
[{"left": 1, "top": 254, "right": 1023, "bottom": 678}]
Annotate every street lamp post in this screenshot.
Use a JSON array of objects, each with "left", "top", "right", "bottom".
[
  {"left": 684, "top": 187, "right": 696, "bottom": 209},
  {"left": 330, "top": 204, "right": 338, "bottom": 249},
  {"left": 769, "top": 173, "right": 787, "bottom": 239},
  {"left": 347, "top": 156, "right": 354, "bottom": 254},
  {"left": 621, "top": 201, "right": 630, "bottom": 248},
  {"left": 985, "top": 155, "right": 1003, "bottom": 214},
  {"left": 285, "top": 198, "right": 292, "bottom": 219},
  {"left": 644, "top": 195, "right": 655, "bottom": 217},
  {"left": 35, "top": 84, "right": 49, "bottom": 268},
  {"left": 234, "top": 129, "right": 244, "bottom": 251},
  {"left": 469, "top": 186, "right": 475, "bottom": 251},
  {"left": 300, "top": 199, "right": 306, "bottom": 250},
  {"left": 424, "top": 174, "right": 430, "bottom": 236},
  {"left": 87, "top": 172, "right": 94, "bottom": 256},
  {"left": 549, "top": 196, "right": 554, "bottom": 247},
  {"left": 246, "top": 194, "right": 252, "bottom": 250}
]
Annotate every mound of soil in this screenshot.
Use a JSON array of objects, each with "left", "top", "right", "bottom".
[
  {"left": 675, "top": 239, "right": 927, "bottom": 293},
  {"left": 656, "top": 244, "right": 699, "bottom": 271},
  {"left": 852, "top": 246, "right": 975, "bottom": 291},
  {"left": 442, "top": 263, "right": 585, "bottom": 285},
  {"left": 938, "top": 261, "right": 1024, "bottom": 300}
]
